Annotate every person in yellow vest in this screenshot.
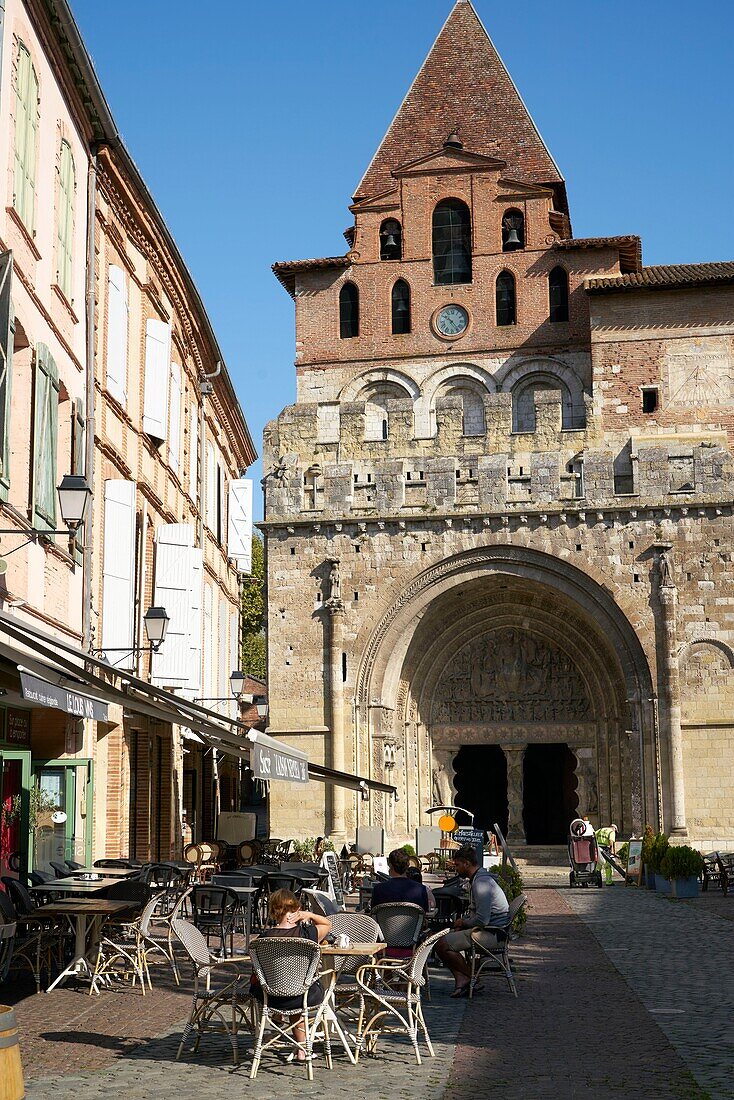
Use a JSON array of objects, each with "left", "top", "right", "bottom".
[{"left": 596, "top": 824, "right": 618, "bottom": 884}]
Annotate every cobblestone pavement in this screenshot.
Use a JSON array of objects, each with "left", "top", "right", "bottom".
[
  {"left": 567, "top": 883, "right": 734, "bottom": 1099},
  {"left": 14, "top": 885, "right": 726, "bottom": 1099}
]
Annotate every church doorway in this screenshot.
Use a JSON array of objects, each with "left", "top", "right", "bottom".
[
  {"left": 522, "top": 744, "right": 578, "bottom": 844},
  {"left": 453, "top": 745, "right": 508, "bottom": 837}
]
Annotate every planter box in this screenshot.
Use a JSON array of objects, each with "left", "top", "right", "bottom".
[
  {"left": 645, "top": 866, "right": 657, "bottom": 890},
  {"left": 655, "top": 873, "right": 671, "bottom": 894},
  {"left": 669, "top": 876, "right": 700, "bottom": 899}
]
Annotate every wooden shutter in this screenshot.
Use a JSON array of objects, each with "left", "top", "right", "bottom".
[
  {"left": 32, "top": 344, "right": 59, "bottom": 530},
  {"left": 101, "top": 480, "right": 137, "bottom": 667},
  {"left": 71, "top": 398, "right": 85, "bottom": 561},
  {"left": 218, "top": 601, "right": 228, "bottom": 701},
  {"left": 205, "top": 440, "right": 216, "bottom": 531},
  {"left": 188, "top": 547, "right": 203, "bottom": 691},
  {"left": 151, "top": 523, "right": 195, "bottom": 687},
  {"left": 143, "top": 318, "right": 170, "bottom": 440},
  {"left": 0, "top": 252, "right": 13, "bottom": 483},
  {"left": 168, "top": 361, "right": 181, "bottom": 473},
  {"left": 229, "top": 609, "right": 239, "bottom": 719},
  {"left": 57, "top": 142, "right": 75, "bottom": 300},
  {"left": 188, "top": 403, "right": 199, "bottom": 502},
  {"left": 203, "top": 583, "right": 213, "bottom": 698},
  {"left": 106, "top": 266, "right": 128, "bottom": 406},
  {"left": 227, "top": 479, "right": 253, "bottom": 572},
  {"left": 216, "top": 461, "right": 224, "bottom": 543},
  {"left": 13, "top": 45, "right": 38, "bottom": 233}
]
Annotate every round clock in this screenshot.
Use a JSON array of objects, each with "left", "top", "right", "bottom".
[{"left": 433, "top": 303, "right": 470, "bottom": 340}]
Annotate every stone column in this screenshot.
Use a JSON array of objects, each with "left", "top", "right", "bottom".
[
  {"left": 656, "top": 547, "right": 687, "bottom": 836},
  {"left": 326, "top": 560, "right": 346, "bottom": 841},
  {"left": 502, "top": 745, "right": 526, "bottom": 844}
]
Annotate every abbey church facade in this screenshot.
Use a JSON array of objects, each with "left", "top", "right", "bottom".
[{"left": 263, "top": 0, "right": 734, "bottom": 848}]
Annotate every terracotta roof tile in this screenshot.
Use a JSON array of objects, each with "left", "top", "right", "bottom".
[
  {"left": 355, "top": 1, "right": 566, "bottom": 210},
  {"left": 586, "top": 261, "right": 734, "bottom": 293},
  {"left": 272, "top": 256, "right": 350, "bottom": 296},
  {"left": 554, "top": 235, "right": 642, "bottom": 273}
]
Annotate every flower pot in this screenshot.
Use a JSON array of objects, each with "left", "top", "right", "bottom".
[
  {"left": 645, "top": 866, "right": 656, "bottom": 890},
  {"left": 655, "top": 873, "right": 671, "bottom": 894},
  {"left": 669, "top": 876, "right": 699, "bottom": 899}
]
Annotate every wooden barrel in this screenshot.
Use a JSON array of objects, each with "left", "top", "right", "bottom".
[{"left": 0, "top": 1005, "right": 24, "bottom": 1100}]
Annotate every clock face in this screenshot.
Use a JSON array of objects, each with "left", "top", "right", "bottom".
[{"left": 436, "top": 304, "right": 469, "bottom": 338}]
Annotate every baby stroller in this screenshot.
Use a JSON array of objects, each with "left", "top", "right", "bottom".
[{"left": 568, "top": 819, "right": 603, "bottom": 888}]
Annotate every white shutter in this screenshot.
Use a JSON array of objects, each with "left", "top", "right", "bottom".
[
  {"left": 218, "top": 601, "right": 228, "bottom": 700},
  {"left": 188, "top": 404, "right": 199, "bottom": 502},
  {"left": 188, "top": 547, "right": 203, "bottom": 691},
  {"left": 151, "top": 523, "right": 194, "bottom": 687},
  {"left": 203, "top": 582, "right": 213, "bottom": 698},
  {"left": 101, "top": 479, "right": 137, "bottom": 667},
  {"left": 169, "top": 361, "right": 181, "bottom": 472},
  {"left": 143, "top": 318, "right": 170, "bottom": 440},
  {"left": 106, "top": 266, "right": 128, "bottom": 406},
  {"left": 229, "top": 609, "right": 239, "bottom": 719},
  {"left": 228, "top": 478, "right": 253, "bottom": 572},
  {"left": 206, "top": 440, "right": 216, "bottom": 531}
]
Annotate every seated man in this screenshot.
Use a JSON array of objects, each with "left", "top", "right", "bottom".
[
  {"left": 371, "top": 848, "right": 429, "bottom": 911},
  {"left": 435, "top": 845, "right": 510, "bottom": 997}
]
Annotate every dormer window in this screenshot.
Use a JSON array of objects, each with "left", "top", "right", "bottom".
[
  {"left": 432, "top": 199, "right": 472, "bottom": 285},
  {"left": 380, "top": 219, "right": 402, "bottom": 261},
  {"left": 502, "top": 209, "right": 525, "bottom": 251}
]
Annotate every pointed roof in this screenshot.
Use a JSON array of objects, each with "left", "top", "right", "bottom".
[{"left": 354, "top": 0, "right": 566, "bottom": 211}]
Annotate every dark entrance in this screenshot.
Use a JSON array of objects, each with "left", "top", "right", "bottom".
[
  {"left": 522, "top": 743, "right": 578, "bottom": 844},
  {"left": 453, "top": 745, "right": 508, "bottom": 837}
]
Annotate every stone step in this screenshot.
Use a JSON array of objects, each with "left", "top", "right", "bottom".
[{"left": 510, "top": 845, "right": 568, "bottom": 868}]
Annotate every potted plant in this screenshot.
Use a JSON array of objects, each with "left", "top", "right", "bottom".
[
  {"left": 640, "top": 825, "right": 657, "bottom": 889},
  {"left": 660, "top": 845, "right": 704, "bottom": 899},
  {"left": 648, "top": 833, "right": 670, "bottom": 893}
]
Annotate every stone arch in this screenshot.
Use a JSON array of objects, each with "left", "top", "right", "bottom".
[
  {"left": 418, "top": 363, "right": 495, "bottom": 438},
  {"left": 497, "top": 356, "right": 585, "bottom": 430},
  {"left": 678, "top": 638, "right": 734, "bottom": 669},
  {"left": 339, "top": 367, "right": 420, "bottom": 403}
]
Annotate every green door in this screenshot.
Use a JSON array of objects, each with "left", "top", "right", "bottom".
[
  {"left": 33, "top": 759, "right": 93, "bottom": 872},
  {"left": 0, "top": 748, "right": 32, "bottom": 879}
]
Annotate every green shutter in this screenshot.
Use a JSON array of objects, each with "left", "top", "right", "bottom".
[
  {"left": 57, "top": 143, "right": 74, "bottom": 299},
  {"left": 32, "top": 343, "right": 59, "bottom": 530},
  {"left": 0, "top": 251, "right": 13, "bottom": 493},
  {"left": 13, "top": 45, "right": 38, "bottom": 234}
]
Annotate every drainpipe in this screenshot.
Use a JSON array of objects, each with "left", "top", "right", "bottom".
[{"left": 82, "top": 147, "right": 98, "bottom": 650}]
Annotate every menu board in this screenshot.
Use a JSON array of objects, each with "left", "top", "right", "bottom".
[
  {"left": 454, "top": 827, "right": 484, "bottom": 865},
  {"left": 321, "top": 850, "right": 344, "bottom": 907},
  {"left": 625, "top": 838, "right": 644, "bottom": 886}
]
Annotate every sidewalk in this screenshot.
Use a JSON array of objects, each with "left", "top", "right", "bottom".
[{"left": 12, "top": 884, "right": 730, "bottom": 1099}]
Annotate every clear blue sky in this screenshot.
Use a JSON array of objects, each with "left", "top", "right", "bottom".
[{"left": 71, "top": 0, "right": 734, "bottom": 516}]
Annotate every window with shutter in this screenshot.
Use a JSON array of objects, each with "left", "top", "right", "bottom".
[
  {"left": 32, "top": 344, "right": 59, "bottom": 530},
  {"left": 205, "top": 439, "right": 216, "bottom": 531},
  {"left": 143, "top": 318, "right": 170, "bottom": 440},
  {"left": 13, "top": 44, "right": 38, "bottom": 234},
  {"left": 0, "top": 252, "right": 13, "bottom": 491},
  {"left": 71, "top": 397, "right": 85, "bottom": 561},
  {"left": 150, "top": 523, "right": 196, "bottom": 688},
  {"left": 106, "top": 266, "right": 128, "bottom": 406},
  {"left": 168, "top": 362, "right": 181, "bottom": 473},
  {"left": 188, "top": 404, "right": 199, "bottom": 503},
  {"left": 216, "top": 462, "right": 224, "bottom": 544},
  {"left": 57, "top": 142, "right": 75, "bottom": 300},
  {"left": 218, "top": 602, "right": 228, "bottom": 701},
  {"left": 203, "top": 582, "right": 214, "bottom": 699},
  {"left": 227, "top": 479, "right": 253, "bottom": 572},
  {"left": 229, "top": 609, "right": 239, "bottom": 719},
  {"left": 101, "top": 480, "right": 137, "bottom": 667},
  {"left": 188, "top": 547, "right": 203, "bottom": 691}
]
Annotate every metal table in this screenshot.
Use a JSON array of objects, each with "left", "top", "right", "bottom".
[
  {"left": 34, "top": 898, "right": 135, "bottom": 991},
  {"left": 31, "top": 876, "right": 123, "bottom": 896}
]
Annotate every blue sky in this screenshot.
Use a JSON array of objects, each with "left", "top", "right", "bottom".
[{"left": 71, "top": 1, "right": 734, "bottom": 516}]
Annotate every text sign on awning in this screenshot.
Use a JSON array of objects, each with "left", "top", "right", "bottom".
[
  {"left": 20, "top": 670, "right": 109, "bottom": 723},
  {"left": 251, "top": 741, "right": 309, "bottom": 784}
]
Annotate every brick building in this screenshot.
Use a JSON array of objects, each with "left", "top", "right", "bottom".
[{"left": 264, "top": 0, "right": 734, "bottom": 849}]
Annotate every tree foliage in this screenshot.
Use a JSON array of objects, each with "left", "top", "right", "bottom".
[{"left": 240, "top": 533, "right": 266, "bottom": 680}]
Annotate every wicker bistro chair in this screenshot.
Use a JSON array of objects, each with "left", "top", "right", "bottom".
[
  {"left": 0, "top": 920, "right": 16, "bottom": 983},
  {"left": 91, "top": 891, "right": 184, "bottom": 996},
  {"left": 355, "top": 928, "right": 449, "bottom": 1065},
  {"left": 467, "top": 892, "right": 528, "bottom": 999},
  {"left": 329, "top": 912, "right": 383, "bottom": 1018},
  {"left": 172, "top": 919, "right": 249, "bottom": 1065},
  {"left": 248, "top": 935, "right": 354, "bottom": 1081},
  {"left": 370, "top": 902, "right": 425, "bottom": 958},
  {"left": 1, "top": 878, "right": 64, "bottom": 990}
]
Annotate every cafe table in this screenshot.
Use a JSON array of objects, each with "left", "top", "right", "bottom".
[
  {"left": 30, "top": 875, "right": 123, "bottom": 896},
  {"left": 71, "top": 867, "right": 139, "bottom": 879},
  {"left": 33, "top": 898, "right": 136, "bottom": 991}
]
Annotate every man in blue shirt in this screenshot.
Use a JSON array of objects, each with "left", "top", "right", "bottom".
[
  {"left": 435, "top": 845, "right": 510, "bottom": 997},
  {"left": 371, "top": 848, "right": 429, "bottom": 910}
]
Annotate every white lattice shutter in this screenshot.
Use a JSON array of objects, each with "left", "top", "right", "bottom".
[
  {"left": 227, "top": 478, "right": 253, "bottom": 572},
  {"left": 151, "top": 523, "right": 194, "bottom": 687},
  {"left": 229, "top": 609, "right": 239, "bottom": 718},
  {"left": 188, "top": 547, "right": 203, "bottom": 691},
  {"left": 218, "top": 601, "right": 228, "bottom": 702},
  {"left": 203, "top": 583, "right": 213, "bottom": 699},
  {"left": 143, "top": 318, "right": 170, "bottom": 440},
  {"left": 169, "top": 361, "right": 181, "bottom": 472},
  {"left": 101, "top": 480, "right": 137, "bottom": 668},
  {"left": 106, "top": 266, "right": 128, "bottom": 406}
]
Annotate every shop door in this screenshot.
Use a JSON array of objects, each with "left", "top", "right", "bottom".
[
  {"left": 33, "top": 760, "right": 93, "bottom": 873},
  {"left": 0, "top": 749, "right": 32, "bottom": 879}
]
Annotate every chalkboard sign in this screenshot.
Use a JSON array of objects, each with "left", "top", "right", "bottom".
[
  {"left": 321, "top": 850, "right": 344, "bottom": 907},
  {"left": 625, "top": 838, "right": 644, "bottom": 886},
  {"left": 454, "top": 827, "right": 484, "bottom": 866}
]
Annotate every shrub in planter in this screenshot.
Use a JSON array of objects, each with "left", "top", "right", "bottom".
[
  {"left": 660, "top": 845, "right": 704, "bottom": 899},
  {"left": 640, "top": 825, "right": 657, "bottom": 889},
  {"left": 495, "top": 863, "right": 527, "bottom": 935},
  {"left": 648, "top": 833, "right": 669, "bottom": 874}
]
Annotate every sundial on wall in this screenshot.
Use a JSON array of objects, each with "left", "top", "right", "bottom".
[{"left": 666, "top": 339, "right": 733, "bottom": 407}]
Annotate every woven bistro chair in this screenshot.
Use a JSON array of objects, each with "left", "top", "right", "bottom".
[
  {"left": 172, "top": 919, "right": 248, "bottom": 1065},
  {"left": 355, "top": 928, "right": 449, "bottom": 1065},
  {"left": 370, "top": 901, "right": 425, "bottom": 958},
  {"left": 467, "top": 892, "right": 528, "bottom": 999},
  {"left": 329, "top": 912, "right": 383, "bottom": 1018},
  {"left": 0, "top": 880, "right": 60, "bottom": 991},
  {"left": 0, "top": 920, "right": 16, "bottom": 983},
  {"left": 248, "top": 935, "right": 354, "bottom": 1080}
]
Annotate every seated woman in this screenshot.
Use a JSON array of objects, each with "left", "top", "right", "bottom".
[{"left": 250, "top": 888, "right": 332, "bottom": 1061}]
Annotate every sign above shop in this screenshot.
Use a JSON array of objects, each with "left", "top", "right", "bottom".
[
  {"left": 19, "top": 670, "right": 109, "bottom": 723},
  {"left": 248, "top": 730, "right": 309, "bottom": 784}
]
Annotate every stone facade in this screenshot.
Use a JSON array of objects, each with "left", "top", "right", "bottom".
[{"left": 264, "top": 0, "right": 734, "bottom": 847}]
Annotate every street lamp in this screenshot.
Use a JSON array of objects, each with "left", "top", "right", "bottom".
[
  {"left": 56, "top": 474, "right": 92, "bottom": 532},
  {"left": 255, "top": 696, "right": 268, "bottom": 720},
  {"left": 143, "top": 606, "right": 170, "bottom": 652},
  {"left": 229, "top": 670, "right": 246, "bottom": 700}
]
